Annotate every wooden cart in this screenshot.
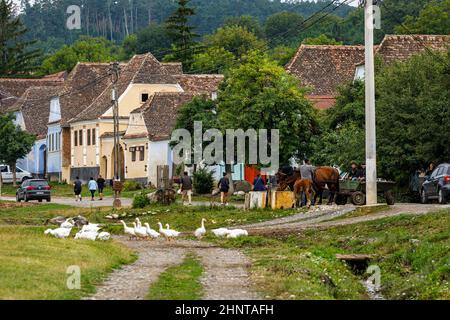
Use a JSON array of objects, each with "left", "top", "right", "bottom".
[{"left": 335, "top": 180, "right": 396, "bottom": 206}]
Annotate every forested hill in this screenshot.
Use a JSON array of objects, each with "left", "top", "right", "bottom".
[{"left": 19, "top": 0, "right": 354, "bottom": 48}]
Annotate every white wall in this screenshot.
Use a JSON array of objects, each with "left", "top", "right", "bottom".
[
  {"left": 47, "top": 124, "right": 62, "bottom": 176},
  {"left": 148, "top": 140, "right": 173, "bottom": 185}
]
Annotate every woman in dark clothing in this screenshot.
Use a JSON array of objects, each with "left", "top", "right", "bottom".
[
  {"left": 73, "top": 176, "right": 82, "bottom": 202},
  {"left": 97, "top": 175, "right": 106, "bottom": 200},
  {"left": 218, "top": 173, "right": 230, "bottom": 206}
]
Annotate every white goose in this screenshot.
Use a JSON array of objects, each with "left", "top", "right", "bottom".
[
  {"left": 97, "top": 232, "right": 111, "bottom": 241},
  {"left": 165, "top": 224, "right": 180, "bottom": 237},
  {"left": 194, "top": 218, "right": 207, "bottom": 239},
  {"left": 81, "top": 224, "right": 101, "bottom": 233},
  {"left": 212, "top": 228, "right": 230, "bottom": 238},
  {"left": 44, "top": 227, "right": 72, "bottom": 239},
  {"left": 226, "top": 229, "right": 249, "bottom": 239},
  {"left": 144, "top": 223, "right": 160, "bottom": 239},
  {"left": 74, "top": 231, "right": 98, "bottom": 241},
  {"left": 158, "top": 222, "right": 179, "bottom": 241},
  {"left": 60, "top": 218, "right": 74, "bottom": 229},
  {"left": 120, "top": 220, "right": 136, "bottom": 240},
  {"left": 133, "top": 222, "right": 148, "bottom": 240}
]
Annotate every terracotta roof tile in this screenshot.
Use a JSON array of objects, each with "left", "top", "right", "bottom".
[
  {"left": 141, "top": 92, "right": 195, "bottom": 141},
  {"left": 175, "top": 74, "right": 224, "bottom": 96},
  {"left": 286, "top": 45, "right": 365, "bottom": 96},
  {"left": 376, "top": 34, "right": 450, "bottom": 65}
]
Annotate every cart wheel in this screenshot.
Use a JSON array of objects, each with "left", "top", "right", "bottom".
[
  {"left": 335, "top": 194, "right": 348, "bottom": 205},
  {"left": 384, "top": 191, "right": 395, "bottom": 205},
  {"left": 351, "top": 192, "right": 366, "bottom": 206}
]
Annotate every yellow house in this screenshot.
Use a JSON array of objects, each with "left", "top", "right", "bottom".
[{"left": 65, "top": 53, "right": 223, "bottom": 184}]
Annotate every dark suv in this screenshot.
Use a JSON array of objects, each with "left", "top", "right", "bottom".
[
  {"left": 421, "top": 163, "right": 450, "bottom": 204},
  {"left": 16, "top": 179, "right": 51, "bottom": 203}
]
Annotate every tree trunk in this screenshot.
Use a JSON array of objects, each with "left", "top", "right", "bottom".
[
  {"left": 11, "top": 162, "right": 17, "bottom": 187},
  {"left": 0, "top": 166, "right": 3, "bottom": 197},
  {"left": 123, "top": 8, "right": 129, "bottom": 36}
]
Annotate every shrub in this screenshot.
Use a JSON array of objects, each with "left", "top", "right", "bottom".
[
  {"left": 132, "top": 191, "right": 150, "bottom": 208},
  {"left": 193, "top": 168, "right": 214, "bottom": 194},
  {"left": 123, "top": 180, "right": 142, "bottom": 191}
]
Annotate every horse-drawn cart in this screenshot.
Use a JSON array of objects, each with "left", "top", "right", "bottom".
[{"left": 335, "top": 179, "right": 396, "bottom": 206}]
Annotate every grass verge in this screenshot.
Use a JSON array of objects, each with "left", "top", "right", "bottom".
[
  {"left": 146, "top": 253, "right": 204, "bottom": 300},
  {"left": 0, "top": 225, "right": 135, "bottom": 300}
]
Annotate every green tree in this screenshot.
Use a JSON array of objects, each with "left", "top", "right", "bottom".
[
  {"left": 269, "top": 45, "right": 297, "bottom": 66},
  {"left": 376, "top": 51, "right": 450, "bottom": 184},
  {"left": 0, "top": 0, "right": 40, "bottom": 76},
  {"left": 164, "top": 0, "right": 198, "bottom": 68},
  {"left": 217, "top": 52, "right": 317, "bottom": 166},
  {"left": 204, "top": 25, "right": 266, "bottom": 59},
  {"left": 302, "top": 34, "right": 343, "bottom": 45},
  {"left": 396, "top": 0, "right": 450, "bottom": 35},
  {"left": 40, "top": 36, "right": 118, "bottom": 74},
  {"left": 223, "top": 15, "right": 265, "bottom": 38},
  {"left": 0, "top": 113, "right": 35, "bottom": 186},
  {"left": 191, "top": 47, "right": 235, "bottom": 73},
  {"left": 122, "top": 23, "right": 172, "bottom": 60},
  {"left": 264, "top": 11, "right": 304, "bottom": 47}
]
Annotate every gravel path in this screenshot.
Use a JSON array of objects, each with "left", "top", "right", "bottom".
[
  {"left": 247, "top": 203, "right": 450, "bottom": 236},
  {"left": 86, "top": 237, "right": 260, "bottom": 300},
  {"left": 196, "top": 247, "right": 260, "bottom": 300}
]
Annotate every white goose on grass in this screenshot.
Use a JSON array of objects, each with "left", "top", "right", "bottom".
[
  {"left": 194, "top": 218, "right": 207, "bottom": 239},
  {"left": 144, "top": 223, "right": 160, "bottom": 239},
  {"left": 97, "top": 232, "right": 111, "bottom": 241},
  {"left": 212, "top": 228, "right": 230, "bottom": 238},
  {"left": 60, "top": 218, "right": 74, "bottom": 229},
  {"left": 44, "top": 227, "right": 72, "bottom": 239},
  {"left": 133, "top": 222, "right": 148, "bottom": 240},
  {"left": 81, "top": 224, "right": 102, "bottom": 233},
  {"left": 120, "top": 220, "right": 136, "bottom": 239},
  {"left": 226, "top": 229, "right": 249, "bottom": 239},
  {"left": 74, "top": 231, "right": 98, "bottom": 241}
]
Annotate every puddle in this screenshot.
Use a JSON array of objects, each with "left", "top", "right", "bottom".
[{"left": 362, "top": 279, "right": 385, "bottom": 300}]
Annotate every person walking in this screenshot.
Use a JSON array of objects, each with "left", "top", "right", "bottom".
[
  {"left": 73, "top": 177, "right": 82, "bottom": 202},
  {"left": 97, "top": 175, "right": 106, "bottom": 200},
  {"left": 299, "top": 159, "right": 315, "bottom": 207},
  {"left": 88, "top": 177, "right": 98, "bottom": 201},
  {"left": 218, "top": 173, "right": 230, "bottom": 206},
  {"left": 181, "top": 172, "right": 193, "bottom": 206}
]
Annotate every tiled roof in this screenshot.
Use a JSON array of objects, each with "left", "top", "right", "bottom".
[
  {"left": 376, "top": 34, "right": 450, "bottom": 65},
  {"left": 10, "top": 86, "right": 62, "bottom": 138},
  {"left": 162, "top": 63, "right": 183, "bottom": 75},
  {"left": 0, "top": 75, "right": 64, "bottom": 113},
  {"left": 286, "top": 45, "right": 365, "bottom": 96},
  {"left": 58, "top": 62, "right": 111, "bottom": 126},
  {"left": 175, "top": 74, "right": 224, "bottom": 96},
  {"left": 71, "top": 53, "right": 179, "bottom": 123},
  {"left": 141, "top": 92, "right": 195, "bottom": 141}
]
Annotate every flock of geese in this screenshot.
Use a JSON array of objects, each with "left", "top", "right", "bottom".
[
  {"left": 44, "top": 218, "right": 111, "bottom": 241},
  {"left": 44, "top": 217, "right": 248, "bottom": 242},
  {"left": 120, "top": 218, "right": 249, "bottom": 241}
]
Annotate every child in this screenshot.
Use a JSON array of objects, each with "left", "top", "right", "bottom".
[{"left": 73, "top": 176, "right": 82, "bottom": 201}]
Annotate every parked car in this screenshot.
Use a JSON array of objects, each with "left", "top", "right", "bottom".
[
  {"left": 16, "top": 179, "right": 51, "bottom": 203},
  {"left": 421, "top": 163, "right": 450, "bottom": 204},
  {"left": 0, "top": 164, "right": 33, "bottom": 183}
]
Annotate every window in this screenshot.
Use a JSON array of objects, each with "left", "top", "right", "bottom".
[
  {"left": 79, "top": 130, "right": 83, "bottom": 146},
  {"left": 437, "top": 167, "right": 444, "bottom": 176},
  {"left": 139, "top": 146, "right": 145, "bottom": 161},
  {"left": 56, "top": 132, "right": 60, "bottom": 151},
  {"left": 92, "top": 128, "right": 96, "bottom": 146},
  {"left": 141, "top": 93, "right": 149, "bottom": 102},
  {"left": 130, "top": 147, "right": 137, "bottom": 162},
  {"left": 87, "top": 129, "right": 91, "bottom": 146},
  {"left": 16, "top": 167, "right": 22, "bottom": 173},
  {"left": 74, "top": 130, "right": 78, "bottom": 146}
]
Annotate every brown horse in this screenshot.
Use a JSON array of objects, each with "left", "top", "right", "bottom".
[
  {"left": 276, "top": 168, "right": 300, "bottom": 191},
  {"left": 313, "top": 167, "right": 340, "bottom": 205},
  {"left": 293, "top": 178, "right": 314, "bottom": 208}
]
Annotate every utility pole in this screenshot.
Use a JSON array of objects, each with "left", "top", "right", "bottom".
[
  {"left": 363, "top": 0, "right": 378, "bottom": 205},
  {"left": 111, "top": 62, "right": 122, "bottom": 208}
]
